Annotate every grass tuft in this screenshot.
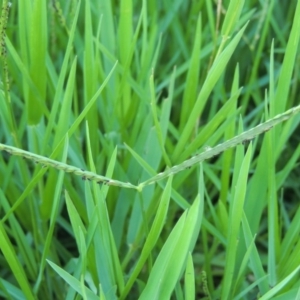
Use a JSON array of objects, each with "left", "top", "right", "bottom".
[{"left": 1, "top": 1, "right": 300, "bottom": 299}]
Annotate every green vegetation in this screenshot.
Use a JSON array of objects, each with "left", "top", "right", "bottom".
[{"left": 0, "top": 0, "right": 300, "bottom": 299}]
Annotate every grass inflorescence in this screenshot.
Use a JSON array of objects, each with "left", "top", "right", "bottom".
[{"left": 1, "top": 1, "right": 300, "bottom": 299}]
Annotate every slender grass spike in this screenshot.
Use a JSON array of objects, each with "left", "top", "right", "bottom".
[
  {"left": 0, "top": 104, "right": 300, "bottom": 190},
  {"left": 0, "top": 144, "right": 138, "bottom": 190},
  {"left": 138, "top": 104, "right": 300, "bottom": 188}
]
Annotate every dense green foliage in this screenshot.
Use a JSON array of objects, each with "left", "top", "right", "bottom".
[{"left": 0, "top": 0, "right": 300, "bottom": 299}]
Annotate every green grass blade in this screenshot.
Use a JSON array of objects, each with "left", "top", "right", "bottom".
[
  {"left": 259, "top": 265, "right": 300, "bottom": 300},
  {"left": 41, "top": 56, "right": 78, "bottom": 219},
  {"left": 266, "top": 127, "right": 279, "bottom": 287},
  {"left": 220, "top": 65, "right": 239, "bottom": 203},
  {"left": 149, "top": 71, "right": 172, "bottom": 167},
  {"left": 27, "top": 0, "right": 47, "bottom": 124},
  {"left": 232, "top": 230, "right": 257, "bottom": 297},
  {"left": 0, "top": 222, "right": 35, "bottom": 300},
  {"left": 139, "top": 170, "right": 203, "bottom": 299},
  {"left": 173, "top": 23, "right": 248, "bottom": 160},
  {"left": 280, "top": 204, "right": 300, "bottom": 263},
  {"left": 221, "top": 0, "right": 245, "bottom": 38},
  {"left": 179, "top": 15, "right": 201, "bottom": 131},
  {"left": 177, "top": 88, "right": 241, "bottom": 162},
  {"left": 120, "top": 176, "right": 173, "bottom": 299},
  {"left": 89, "top": 146, "right": 124, "bottom": 298},
  {"left": 0, "top": 190, "right": 37, "bottom": 279},
  {"left": 65, "top": 190, "right": 87, "bottom": 249},
  {"left": 273, "top": 0, "right": 300, "bottom": 114},
  {"left": 241, "top": 212, "right": 269, "bottom": 294},
  {"left": 42, "top": 0, "right": 81, "bottom": 151},
  {"left": 34, "top": 135, "right": 69, "bottom": 293},
  {"left": 47, "top": 260, "right": 99, "bottom": 300},
  {"left": 221, "top": 143, "right": 252, "bottom": 300},
  {"left": 83, "top": 0, "right": 98, "bottom": 157},
  {"left": 184, "top": 252, "right": 195, "bottom": 300},
  {"left": 0, "top": 278, "right": 24, "bottom": 300}
]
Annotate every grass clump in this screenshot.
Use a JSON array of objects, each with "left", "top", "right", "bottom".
[{"left": 0, "top": 1, "right": 300, "bottom": 299}]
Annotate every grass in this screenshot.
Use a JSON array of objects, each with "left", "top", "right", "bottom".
[{"left": 0, "top": 0, "right": 300, "bottom": 299}]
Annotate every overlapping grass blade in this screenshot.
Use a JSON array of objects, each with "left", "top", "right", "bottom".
[
  {"left": 220, "top": 65, "right": 239, "bottom": 203},
  {"left": 221, "top": 0, "right": 245, "bottom": 39},
  {"left": 41, "top": 56, "right": 78, "bottom": 219},
  {"left": 258, "top": 266, "right": 300, "bottom": 300},
  {"left": 179, "top": 15, "right": 201, "bottom": 131},
  {"left": 173, "top": 23, "right": 248, "bottom": 160},
  {"left": 139, "top": 167, "right": 204, "bottom": 299},
  {"left": 47, "top": 260, "right": 99, "bottom": 300},
  {"left": 221, "top": 143, "right": 252, "bottom": 300},
  {"left": 244, "top": 1, "right": 300, "bottom": 263},
  {"left": 0, "top": 222, "right": 35, "bottom": 300},
  {"left": 87, "top": 142, "right": 124, "bottom": 298},
  {"left": 273, "top": 0, "right": 300, "bottom": 115},
  {"left": 0, "top": 191, "right": 37, "bottom": 280},
  {"left": 42, "top": 0, "right": 81, "bottom": 150},
  {"left": 177, "top": 88, "right": 241, "bottom": 162},
  {"left": 34, "top": 136, "right": 69, "bottom": 293},
  {"left": 120, "top": 176, "right": 173, "bottom": 299}
]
